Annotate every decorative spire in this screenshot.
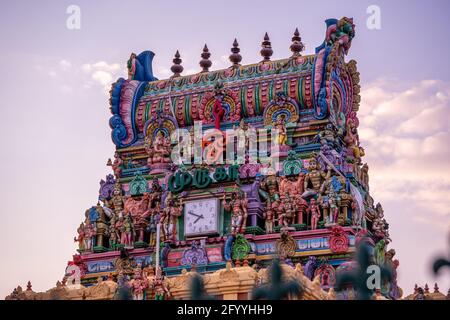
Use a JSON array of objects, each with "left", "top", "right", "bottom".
[
  {"left": 290, "top": 28, "right": 304, "bottom": 57},
  {"left": 199, "top": 44, "right": 212, "bottom": 72},
  {"left": 434, "top": 283, "right": 439, "bottom": 293},
  {"left": 170, "top": 50, "right": 183, "bottom": 77},
  {"left": 229, "top": 38, "right": 242, "bottom": 67},
  {"left": 260, "top": 32, "right": 273, "bottom": 61},
  {"left": 26, "top": 281, "right": 32, "bottom": 291},
  {"left": 424, "top": 283, "right": 430, "bottom": 293}
]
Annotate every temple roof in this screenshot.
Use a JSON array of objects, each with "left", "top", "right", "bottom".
[{"left": 109, "top": 17, "right": 360, "bottom": 150}]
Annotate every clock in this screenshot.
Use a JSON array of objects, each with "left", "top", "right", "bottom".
[{"left": 184, "top": 198, "right": 220, "bottom": 237}]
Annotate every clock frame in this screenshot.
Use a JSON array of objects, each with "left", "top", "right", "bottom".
[{"left": 183, "top": 198, "right": 220, "bottom": 238}]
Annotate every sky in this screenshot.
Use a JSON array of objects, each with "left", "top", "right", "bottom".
[{"left": 0, "top": 0, "right": 449, "bottom": 298}]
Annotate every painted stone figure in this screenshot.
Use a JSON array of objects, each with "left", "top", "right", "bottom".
[
  {"left": 223, "top": 190, "right": 248, "bottom": 235},
  {"left": 74, "top": 223, "right": 86, "bottom": 251},
  {"left": 120, "top": 215, "right": 135, "bottom": 249},
  {"left": 111, "top": 183, "right": 125, "bottom": 217},
  {"left": 127, "top": 53, "right": 137, "bottom": 80},
  {"left": 107, "top": 152, "right": 123, "bottom": 179},
  {"left": 130, "top": 267, "right": 149, "bottom": 300},
  {"left": 107, "top": 215, "right": 119, "bottom": 250},
  {"left": 162, "top": 196, "right": 183, "bottom": 242},
  {"left": 303, "top": 156, "right": 331, "bottom": 197},
  {"left": 152, "top": 274, "right": 170, "bottom": 300},
  {"left": 274, "top": 114, "right": 288, "bottom": 146},
  {"left": 309, "top": 198, "right": 321, "bottom": 230},
  {"left": 263, "top": 199, "right": 275, "bottom": 234},
  {"left": 277, "top": 193, "right": 296, "bottom": 228},
  {"left": 145, "top": 131, "right": 171, "bottom": 165}
]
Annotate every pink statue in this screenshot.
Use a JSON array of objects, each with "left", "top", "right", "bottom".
[
  {"left": 124, "top": 193, "right": 152, "bottom": 243},
  {"left": 145, "top": 132, "right": 172, "bottom": 166},
  {"left": 309, "top": 198, "right": 321, "bottom": 230},
  {"left": 222, "top": 190, "right": 248, "bottom": 235},
  {"left": 119, "top": 216, "right": 134, "bottom": 249},
  {"left": 277, "top": 193, "right": 296, "bottom": 227},
  {"left": 107, "top": 152, "right": 123, "bottom": 179},
  {"left": 83, "top": 221, "right": 96, "bottom": 251},
  {"left": 294, "top": 195, "right": 308, "bottom": 225},
  {"left": 130, "top": 267, "right": 149, "bottom": 300},
  {"left": 74, "top": 223, "right": 86, "bottom": 251}
]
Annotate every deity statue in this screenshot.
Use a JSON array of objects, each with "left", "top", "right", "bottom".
[
  {"left": 316, "top": 123, "right": 339, "bottom": 148},
  {"left": 148, "top": 177, "right": 163, "bottom": 209},
  {"left": 277, "top": 193, "right": 296, "bottom": 228},
  {"left": 130, "top": 266, "right": 149, "bottom": 300},
  {"left": 309, "top": 198, "right": 322, "bottom": 230},
  {"left": 145, "top": 131, "right": 172, "bottom": 166},
  {"left": 107, "top": 152, "right": 123, "bottom": 179},
  {"left": 83, "top": 219, "right": 96, "bottom": 251},
  {"left": 327, "top": 191, "right": 340, "bottom": 225},
  {"left": 343, "top": 116, "right": 365, "bottom": 163},
  {"left": 152, "top": 274, "right": 171, "bottom": 300},
  {"left": 263, "top": 199, "right": 275, "bottom": 234},
  {"left": 162, "top": 196, "right": 183, "bottom": 242},
  {"left": 111, "top": 183, "right": 125, "bottom": 217},
  {"left": 146, "top": 214, "right": 157, "bottom": 248},
  {"left": 74, "top": 223, "right": 86, "bottom": 251},
  {"left": 384, "top": 249, "right": 401, "bottom": 300},
  {"left": 125, "top": 192, "right": 151, "bottom": 244},
  {"left": 303, "top": 156, "right": 331, "bottom": 197},
  {"left": 274, "top": 114, "right": 288, "bottom": 146},
  {"left": 259, "top": 172, "right": 280, "bottom": 203},
  {"left": 222, "top": 189, "right": 248, "bottom": 235},
  {"left": 93, "top": 203, "right": 109, "bottom": 248},
  {"left": 127, "top": 53, "right": 137, "bottom": 80},
  {"left": 107, "top": 215, "right": 119, "bottom": 250},
  {"left": 120, "top": 215, "right": 135, "bottom": 249},
  {"left": 294, "top": 194, "right": 308, "bottom": 225}
]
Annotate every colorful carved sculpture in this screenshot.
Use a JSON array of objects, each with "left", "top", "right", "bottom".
[
  {"left": 130, "top": 266, "right": 149, "bottom": 300},
  {"left": 303, "top": 156, "right": 331, "bottom": 197},
  {"left": 162, "top": 195, "right": 183, "bottom": 242},
  {"left": 145, "top": 131, "right": 172, "bottom": 167},
  {"left": 107, "top": 152, "right": 123, "bottom": 179},
  {"left": 309, "top": 198, "right": 321, "bottom": 230},
  {"left": 223, "top": 189, "right": 248, "bottom": 235},
  {"left": 263, "top": 199, "right": 275, "bottom": 234}
]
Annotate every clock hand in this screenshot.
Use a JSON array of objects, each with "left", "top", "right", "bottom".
[
  {"left": 188, "top": 211, "right": 201, "bottom": 218},
  {"left": 194, "top": 214, "right": 204, "bottom": 224}
]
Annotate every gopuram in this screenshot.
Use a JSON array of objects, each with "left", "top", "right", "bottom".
[{"left": 6, "top": 17, "right": 404, "bottom": 300}]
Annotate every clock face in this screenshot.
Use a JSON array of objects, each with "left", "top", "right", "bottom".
[{"left": 184, "top": 198, "right": 219, "bottom": 237}]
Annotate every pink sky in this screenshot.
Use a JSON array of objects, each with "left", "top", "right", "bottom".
[{"left": 0, "top": 0, "right": 449, "bottom": 298}]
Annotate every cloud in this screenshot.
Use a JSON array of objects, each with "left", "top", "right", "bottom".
[
  {"left": 81, "top": 61, "right": 124, "bottom": 94},
  {"left": 359, "top": 78, "right": 450, "bottom": 231},
  {"left": 59, "top": 60, "right": 72, "bottom": 71}
]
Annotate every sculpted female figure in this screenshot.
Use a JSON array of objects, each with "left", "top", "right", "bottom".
[{"left": 309, "top": 198, "right": 322, "bottom": 230}]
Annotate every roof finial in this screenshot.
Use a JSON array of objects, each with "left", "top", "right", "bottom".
[
  {"left": 229, "top": 38, "right": 242, "bottom": 67},
  {"left": 290, "top": 28, "right": 304, "bottom": 57},
  {"left": 424, "top": 283, "right": 430, "bottom": 293},
  {"left": 170, "top": 50, "right": 183, "bottom": 77},
  {"left": 434, "top": 283, "right": 439, "bottom": 293},
  {"left": 26, "top": 281, "right": 32, "bottom": 291},
  {"left": 260, "top": 32, "right": 273, "bottom": 61},
  {"left": 414, "top": 283, "right": 418, "bottom": 294},
  {"left": 199, "top": 44, "right": 212, "bottom": 72}
]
